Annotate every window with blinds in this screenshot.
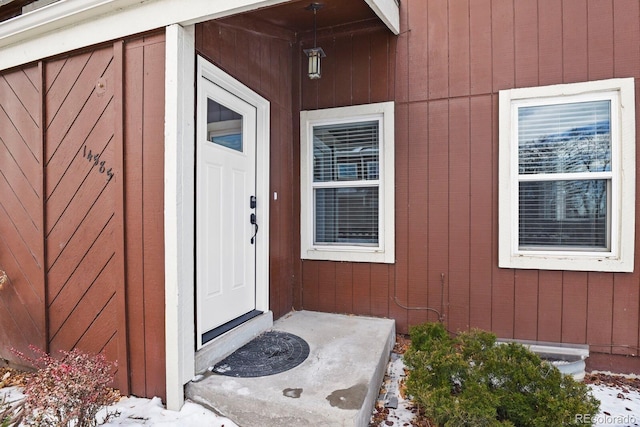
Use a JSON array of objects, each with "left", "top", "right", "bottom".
[
  {"left": 498, "top": 78, "right": 635, "bottom": 272},
  {"left": 300, "top": 101, "right": 395, "bottom": 264},
  {"left": 517, "top": 100, "right": 611, "bottom": 250},
  {"left": 313, "top": 121, "right": 380, "bottom": 245}
]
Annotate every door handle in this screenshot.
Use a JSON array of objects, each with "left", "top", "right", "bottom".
[{"left": 250, "top": 213, "right": 259, "bottom": 244}]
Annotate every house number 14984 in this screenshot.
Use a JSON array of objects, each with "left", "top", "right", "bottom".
[{"left": 82, "top": 145, "right": 114, "bottom": 182}]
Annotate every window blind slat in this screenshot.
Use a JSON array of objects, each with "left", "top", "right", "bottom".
[
  {"left": 517, "top": 99, "right": 612, "bottom": 250},
  {"left": 312, "top": 120, "right": 380, "bottom": 246},
  {"left": 518, "top": 100, "right": 611, "bottom": 175},
  {"left": 519, "top": 180, "right": 608, "bottom": 248}
]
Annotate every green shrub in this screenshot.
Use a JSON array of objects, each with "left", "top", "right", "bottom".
[{"left": 404, "top": 323, "right": 600, "bottom": 427}]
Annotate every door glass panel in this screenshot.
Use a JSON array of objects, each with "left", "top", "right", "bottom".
[{"left": 207, "top": 98, "right": 243, "bottom": 152}]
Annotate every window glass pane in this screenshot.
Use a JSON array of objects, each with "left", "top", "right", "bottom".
[
  {"left": 518, "top": 100, "right": 611, "bottom": 175},
  {"left": 314, "top": 187, "right": 378, "bottom": 245},
  {"left": 519, "top": 179, "right": 608, "bottom": 248},
  {"left": 313, "top": 121, "right": 379, "bottom": 182},
  {"left": 207, "top": 98, "right": 243, "bottom": 152}
]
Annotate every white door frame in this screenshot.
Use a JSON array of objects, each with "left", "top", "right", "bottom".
[
  {"left": 196, "top": 56, "right": 270, "bottom": 325},
  {"left": 196, "top": 59, "right": 258, "bottom": 348},
  {"left": 164, "top": 25, "right": 269, "bottom": 410}
]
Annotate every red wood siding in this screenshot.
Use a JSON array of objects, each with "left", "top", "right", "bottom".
[
  {"left": 44, "top": 44, "right": 127, "bottom": 389},
  {"left": 0, "top": 64, "right": 47, "bottom": 361},
  {"left": 0, "top": 32, "right": 166, "bottom": 399},
  {"left": 296, "top": 0, "right": 640, "bottom": 360},
  {"left": 196, "top": 19, "right": 296, "bottom": 321},
  {"left": 123, "top": 33, "right": 167, "bottom": 400}
]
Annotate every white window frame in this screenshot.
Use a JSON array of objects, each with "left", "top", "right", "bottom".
[
  {"left": 301, "top": 102, "right": 395, "bottom": 263},
  {"left": 499, "top": 78, "right": 635, "bottom": 272}
]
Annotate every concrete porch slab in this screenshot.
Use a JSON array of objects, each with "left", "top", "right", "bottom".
[{"left": 185, "top": 310, "right": 396, "bottom": 427}]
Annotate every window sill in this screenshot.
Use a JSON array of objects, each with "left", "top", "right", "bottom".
[
  {"left": 499, "top": 251, "right": 634, "bottom": 273},
  {"left": 302, "top": 247, "right": 395, "bottom": 264}
]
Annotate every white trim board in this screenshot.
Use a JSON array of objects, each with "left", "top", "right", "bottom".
[
  {"left": 0, "top": 0, "right": 400, "bottom": 72},
  {"left": 364, "top": 0, "right": 399, "bottom": 35},
  {"left": 196, "top": 54, "right": 271, "bottom": 323},
  {"left": 164, "top": 23, "right": 195, "bottom": 411},
  {"left": 0, "top": 0, "right": 290, "bottom": 71}
]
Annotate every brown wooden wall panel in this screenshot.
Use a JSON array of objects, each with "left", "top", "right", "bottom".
[
  {"left": 407, "top": 0, "right": 428, "bottom": 102},
  {"left": 587, "top": 273, "right": 614, "bottom": 354},
  {"left": 563, "top": 0, "right": 588, "bottom": 83},
  {"left": 513, "top": 270, "right": 538, "bottom": 340},
  {"left": 392, "top": 102, "right": 410, "bottom": 332},
  {"left": 295, "top": 0, "right": 640, "bottom": 362},
  {"left": 1, "top": 32, "right": 167, "bottom": 400},
  {"left": 562, "top": 272, "right": 589, "bottom": 344},
  {"left": 0, "top": 64, "right": 46, "bottom": 363},
  {"left": 296, "top": 24, "right": 401, "bottom": 330},
  {"left": 448, "top": 0, "right": 469, "bottom": 98},
  {"left": 514, "top": 0, "right": 538, "bottom": 88},
  {"left": 538, "top": 0, "right": 563, "bottom": 86},
  {"left": 42, "top": 44, "right": 129, "bottom": 391},
  {"left": 587, "top": 0, "right": 614, "bottom": 81},
  {"left": 427, "top": 100, "right": 449, "bottom": 323},
  {"left": 427, "top": 0, "right": 448, "bottom": 100},
  {"left": 448, "top": 97, "right": 470, "bottom": 331},
  {"left": 537, "top": 270, "right": 563, "bottom": 342},
  {"left": 197, "top": 19, "right": 295, "bottom": 321},
  {"left": 335, "top": 262, "right": 353, "bottom": 314},
  {"left": 123, "top": 32, "right": 167, "bottom": 400},
  {"left": 407, "top": 102, "right": 430, "bottom": 327},
  {"left": 468, "top": 95, "right": 493, "bottom": 332}
]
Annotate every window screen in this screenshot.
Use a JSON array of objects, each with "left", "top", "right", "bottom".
[
  {"left": 312, "top": 121, "right": 380, "bottom": 245},
  {"left": 517, "top": 100, "right": 611, "bottom": 249}
]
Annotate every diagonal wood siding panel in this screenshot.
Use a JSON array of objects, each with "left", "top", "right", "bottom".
[
  {"left": 1, "top": 34, "right": 166, "bottom": 399},
  {"left": 0, "top": 65, "right": 46, "bottom": 362},
  {"left": 43, "top": 45, "right": 128, "bottom": 392}
]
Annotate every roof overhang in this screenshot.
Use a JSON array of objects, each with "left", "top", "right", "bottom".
[
  {"left": 0, "top": 0, "right": 292, "bottom": 70},
  {"left": 0, "top": 0, "right": 399, "bottom": 71},
  {"left": 364, "top": 0, "right": 399, "bottom": 35}
]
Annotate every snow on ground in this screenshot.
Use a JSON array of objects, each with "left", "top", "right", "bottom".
[
  {"left": 2, "top": 362, "right": 639, "bottom": 426},
  {"left": 97, "top": 396, "right": 238, "bottom": 427},
  {"left": 0, "top": 385, "right": 238, "bottom": 427},
  {"left": 587, "top": 382, "right": 640, "bottom": 427}
]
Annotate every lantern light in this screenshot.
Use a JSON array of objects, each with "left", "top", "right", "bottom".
[{"left": 304, "top": 3, "right": 325, "bottom": 79}]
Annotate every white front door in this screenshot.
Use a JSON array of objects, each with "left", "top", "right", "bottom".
[{"left": 196, "top": 70, "right": 258, "bottom": 348}]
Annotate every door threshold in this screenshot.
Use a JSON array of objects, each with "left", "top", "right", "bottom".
[
  {"left": 202, "top": 310, "right": 263, "bottom": 345},
  {"left": 195, "top": 311, "right": 273, "bottom": 374}
]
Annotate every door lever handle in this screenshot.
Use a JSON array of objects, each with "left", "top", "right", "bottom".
[{"left": 250, "top": 213, "right": 259, "bottom": 244}]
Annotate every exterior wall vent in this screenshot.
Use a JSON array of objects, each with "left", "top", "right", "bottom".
[{"left": 497, "top": 339, "right": 589, "bottom": 381}]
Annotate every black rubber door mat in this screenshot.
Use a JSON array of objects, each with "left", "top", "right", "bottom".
[{"left": 211, "top": 331, "right": 310, "bottom": 377}]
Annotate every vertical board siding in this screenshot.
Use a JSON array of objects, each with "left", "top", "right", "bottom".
[
  {"left": 297, "top": 0, "right": 640, "bottom": 360},
  {"left": 448, "top": 97, "right": 471, "bottom": 331},
  {"left": 123, "top": 33, "right": 167, "bottom": 400},
  {"left": 0, "top": 32, "right": 167, "bottom": 400},
  {"left": 426, "top": 100, "right": 449, "bottom": 324},
  {"left": 407, "top": 101, "right": 430, "bottom": 327},
  {"left": 196, "top": 19, "right": 295, "bottom": 320}
]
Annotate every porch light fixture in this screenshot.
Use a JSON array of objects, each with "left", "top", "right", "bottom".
[{"left": 303, "top": 3, "right": 326, "bottom": 79}]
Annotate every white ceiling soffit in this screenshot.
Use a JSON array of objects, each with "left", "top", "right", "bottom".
[
  {"left": 365, "top": 0, "right": 399, "bottom": 35},
  {"left": 0, "top": 0, "right": 291, "bottom": 71}
]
